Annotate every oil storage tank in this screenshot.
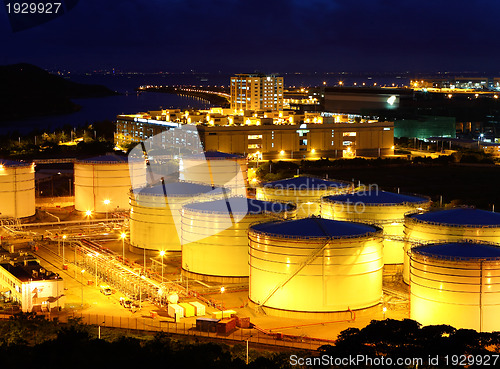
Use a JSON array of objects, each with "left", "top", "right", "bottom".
[
  {"left": 248, "top": 217, "right": 383, "bottom": 318},
  {"left": 181, "top": 197, "right": 296, "bottom": 283},
  {"left": 321, "top": 190, "right": 430, "bottom": 265},
  {"left": 403, "top": 207, "right": 500, "bottom": 283},
  {"left": 74, "top": 154, "right": 146, "bottom": 213},
  {"left": 180, "top": 151, "right": 248, "bottom": 197},
  {"left": 129, "top": 181, "right": 223, "bottom": 252},
  {"left": 256, "top": 176, "right": 352, "bottom": 218},
  {"left": 410, "top": 241, "right": 500, "bottom": 332},
  {"left": 0, "top": 159, "right": 35, "bottom": 218}
]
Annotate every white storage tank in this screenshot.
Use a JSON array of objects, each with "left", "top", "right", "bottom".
[
  {"left": 0, "top": 159, "right": 35, "bottom": 218},
  {"left": 403, "top": 207, "right": 500, "bottom": 283},
  {"left": 256, "top": 176, "right": 352, "bottom": 218},
  {"left": 410, "top": 241, "right": 500, "bottom": 332},
  {"left": 181, "top": 197, "right": 296, "bottom": 283},
  {"left": 180, "top": 151, "right": 248, "bottom": 197},
  {"left": 74, "top": 154, "right": 146, "bottom": 213},
  {"left": 129, "top": 181, "right": 223, "bottom": 252},
  {"left": 248, "top": 217, "right": 383, "bottom": 318},
  {"left": 321, "top": 190, "right": 431, "bottom": 265}
]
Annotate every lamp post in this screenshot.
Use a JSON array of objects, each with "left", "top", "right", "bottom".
[
  {"left": 81, "top": 269, "right": 85, "bottom": 308},
  {"left": 139, "top": 274, "right": 146, "bottom": 309},
  {"left": 120, "top": 233, "right": 127, "bottom": 264},
  {"left": 220, "top": 286, "right": 225, "bottom": 312},
  {"left": 159, "top": 250, "right": 165, "bottom": 284},
  {"left": 103, "top": 199, "right": 110, "bottom": 220},
  {"left": 62, "top": 234, "right": 67, "bottom": 267},
  {"left": 94, "top": 253, "right": 99, "bottom": 286},
  {"left": 85, "top": 210, "right": 92, "bottom": 234}
]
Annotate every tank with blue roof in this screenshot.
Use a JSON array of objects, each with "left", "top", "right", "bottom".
[
  {"left": 74, "top": 154, "right": 146, "bottom": 213},
  {"left": 0, "top": 159, "right": 35, "bottom": 218},
  {"left": 181, "top": 197, "right": 296, "bottom": 283},
  {"left": 256, "top": 175, "right": 352, "bottom": 218},
  {"left": 403, "top": 207, "right": 500, "bottom": 283},
  {"left": 410, "top": 240, "right": 500, "bottom": 332},
  {"left": 321, "top": 190, "right": 431, "bottom": 266},
  {"left": 129, "top": 181, "right": 226, "bottom": 253},
  {"left": 179, "top": 151, "right": 248, "bottom": 197},
  {"left": 248, "top": 217, "right": 383, "bottom": 318}
]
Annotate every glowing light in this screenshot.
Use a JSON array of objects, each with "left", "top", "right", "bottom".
[
  {"left": 311, "top": 148, "right": 316, "bottom": 153},
  {"left": 280, "top": 150, "right": 285, "bottom": 155},
  {"left": 159, "top": 250, "right": 166, "bottom": 257},
  {"left": 220, "top": 286, "right": 225, "bottom": 293},
  {"left": 120, "top": 233, "right": 127, "bottom": 239},
  {"left": 387, "top": 95, "right": 397, "bottom": 106},
  {"left": 103, "top": 199, "right": 110, "bottom": 205},
  {"left": 85, "top": 210, "right": 92, "bottom": 217}
]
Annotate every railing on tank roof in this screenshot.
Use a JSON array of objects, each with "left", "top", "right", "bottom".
[
  {"left": 248, "top": 218, "right": 383, "bottom": 240},
  {"left": 410, "top": 238, "right": 500, "bottom": 262}
]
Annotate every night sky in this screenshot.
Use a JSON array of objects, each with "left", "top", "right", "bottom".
[{"left": 1, "top": 0, "right": 500, "bottom": 73}]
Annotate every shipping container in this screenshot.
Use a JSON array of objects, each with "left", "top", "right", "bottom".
[
  {"left": 189, "top": 301, "right": 206, "bottom": 316},
  {"left": 216, "top": 318, "right": 237, "bottom": 334},
  {"left": 179, "top": 302, "right": 195, "bottom": 317},
  {"left": 196, "top": 317, "right": 220, "bottom": 332},
  {"left": 167, "top": 304, "right": 184, "bottom": 319}
]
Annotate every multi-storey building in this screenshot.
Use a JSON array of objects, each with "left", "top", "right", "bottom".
[
  {"left": 0, "top": 252, "right": 65, "bottom": 312},
  {"left": 230, "top": 74, "right": 284, "bottom": 111},
  {"left": 198, "top": 121, "right": 394, "bottom": 160},
  {"left": 115, "top": 111, "right": 394, "bottom": 159}
]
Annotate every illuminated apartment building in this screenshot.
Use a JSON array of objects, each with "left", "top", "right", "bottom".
[{"left": 230, "top": 74, "right": 284, "bottom": 111}]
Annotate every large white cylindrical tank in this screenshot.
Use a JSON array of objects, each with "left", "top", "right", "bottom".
[
  {"left": 410, "top": 241, "right": 500, "bottom": 332},
  {"left": 129, "top": 181, "right": 224, "bottom": 252},
  {"left": 74, "top": 154, "right": 146, "bottom": 213},
  {"left": 0, "top": 159, "right": 35, "bottom": 218},
  {"left": 248, "top": 217, "right": 383, "bottom": 317},
  {"left": 403, "top": 208, "right": 500, "bottom": 283},
  {"left": 321, "top": 191, "right": 431, "bottom": 265},
  {"left": 181, "top": 197, "right": 296, "bottom": 282},
  {"left": 256, "top": 176, "right": 352, "bottom": 218},
  {"left": 180, "top": 151, "right": 248, "bottom": 197}
]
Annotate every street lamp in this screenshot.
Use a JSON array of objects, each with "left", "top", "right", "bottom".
[
  {"left": 220, "top": 286, "right": 225, "bottom": 312},
  {"left": 81, "top": 269, "right": 85, "bottom": 308},
  {"left": 139, "top": 274, "right": 146, "bottom": 309},
  {"left": 159, "top": 250, "right": 165, "bottom": 283},
  {"left": 62, "top": 234, "right": 67, "bottom": 267},
  {"left": 85, "top": 210, "right": 92, "bottom": 234},
  {"left": 120, "top": 233, "right": 127, "bottom": 264},
  {"left": 94, "top": 253, "right": 99, "bottom": 286},
  {"left": 103, "top": 199, "right": 110, "bottom": 219}
]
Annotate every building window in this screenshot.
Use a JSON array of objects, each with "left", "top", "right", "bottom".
[{"left": 248, "top": 134, "right": 263, "bottom": 140}]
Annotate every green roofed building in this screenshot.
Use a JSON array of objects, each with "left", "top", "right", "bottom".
[{"left": 394, "top": 116, "right": 456, "bottom": 140}]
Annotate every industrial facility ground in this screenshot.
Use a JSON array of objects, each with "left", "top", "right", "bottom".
[{"left": 3, "top": 210, "right": 410, "bottom": 347}]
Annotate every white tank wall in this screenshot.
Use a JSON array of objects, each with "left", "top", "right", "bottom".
[
  {"left": 181, "top": 207, "right": 295, "bottom": 278},
  {"left": 403, "top": 218, "right": 500, "bottom": 283},
  {"left": 181, "top": 158, "right": 248, "bottom": 197},
  {"left": 74, "top": 162, "right": 145, "bottom": 213},
  {"left": 321, "top": 200, "right": 431, "bottom": 264},
  {"left": 248, "top": 230, "right": 383, "bottom": 313},
  {"left": 0, "top": 164, "right": 35, "bottom": 218},
  {"left": 130, "top": 192, "right": 185, "bottom": 252},
  {"left": 410, "top": 253, "right": 500, "bottom": 332}
]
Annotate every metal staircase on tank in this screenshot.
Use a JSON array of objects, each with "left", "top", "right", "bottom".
[{"left": 258, "top": 216, "right": 333, "bottom": 307}]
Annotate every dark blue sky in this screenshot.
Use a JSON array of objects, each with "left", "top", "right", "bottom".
[{"left": 1, "top": 0, "right": 499, "bottom": 73}]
